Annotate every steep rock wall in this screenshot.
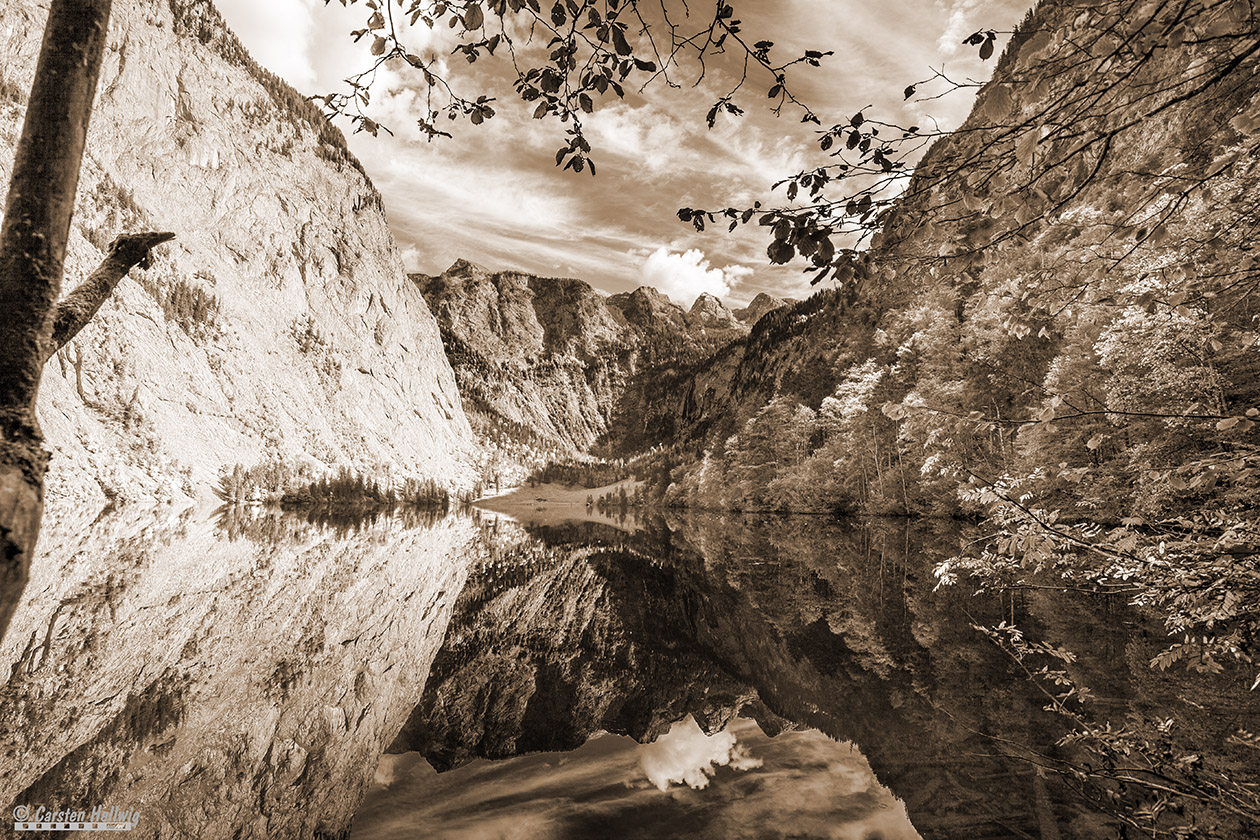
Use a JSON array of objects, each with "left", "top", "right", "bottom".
[
  {"left": 0, "top": 0, "right": 474, "bottom": 534},
  {"left": 414, "top": 259, "right": 747, "bottom": 453}
]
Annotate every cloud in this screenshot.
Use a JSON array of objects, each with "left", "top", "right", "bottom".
[
  {"left": 937, "top": 0, "right": 987, "bottom": 59},
  {"left": 639, "top": 248, "right": 751, "bottom": 306},
  {"left": 213, "top": 0, "right": 318, "bottom": 90},
  {"left": 211, "top": 0, "right": 1028, "bottom": 302},
  {"left": 638, "top": 715, "right": 763, "bottom": 792},
  {"left": 399, "top": 245, "right": 425, "bottom": 273}
]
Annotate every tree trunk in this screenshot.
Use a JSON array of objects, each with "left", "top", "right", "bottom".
[{"left": 0, "top": 0, "right": 113, "bottom": 640}]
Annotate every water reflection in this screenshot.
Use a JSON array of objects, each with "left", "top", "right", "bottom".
[
  {"left": 0, "top": 502, "right": 489, "bottom": 839},
  {"left": 1, "top": 505, "right": 1255, "bottom": 839},
  {"left": 355, "top": 715, "right": 919, "bottom": 840},
  {"left": 213, "top": 501, "right": 452, "bottom": 543},
  {"left": 364, "top": 513, "right": 1260, "bottom": 839}
]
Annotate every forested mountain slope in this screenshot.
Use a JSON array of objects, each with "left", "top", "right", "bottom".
[
  {"left": 0, "top": 0, "right": 474, "bottom": 533},
  {"left": 668, "top": 0, "right": 1260, "bottom": 526}
]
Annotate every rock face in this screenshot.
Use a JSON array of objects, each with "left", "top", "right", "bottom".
[
  {"left": 0, "top": 0, "right": 474, "bottom": 529},
  {"left": 607, "top": 285, "right": 691, "bottom": 337},
  {"left": 413, "top": 262, "right": 746, "bottom": 452},
  {"left": 688, "top": 292, "right": 743, "bottom": 330},
  {"left": 733, "top": 292, "right": 794, "bottom": 326}
]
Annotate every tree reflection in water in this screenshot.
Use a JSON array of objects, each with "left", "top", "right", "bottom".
[
  {"left": 214, "top": 502, "right": 456, "bottom": 544},
  {"left": 362, "top": 512, "right": 1260, "bottom": 840}
]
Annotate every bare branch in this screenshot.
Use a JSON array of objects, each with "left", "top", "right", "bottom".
[{"left": 46, "top": 231, "right": 176, "bottom": 359}]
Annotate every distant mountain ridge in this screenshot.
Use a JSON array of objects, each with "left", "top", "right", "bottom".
[{"left": 411, "top": 260, "right": 777, "bottom": 453}]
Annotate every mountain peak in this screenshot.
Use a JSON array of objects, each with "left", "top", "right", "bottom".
[
  {"left": 446, "top": 258, "right": 492, "bottom": 277},
  {"left": 688, "top": 292, "right": 741, "bottom": 330},
  {"left": 734, "top": 292, "right": 794, "bottom": 326}
]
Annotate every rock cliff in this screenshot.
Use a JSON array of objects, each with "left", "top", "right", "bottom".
[
  {"left": 0, "top": 0, "right": 474, "bottom": 531},
  {"left": 412, "top": 261, "right": 747, "bottom": 452}
]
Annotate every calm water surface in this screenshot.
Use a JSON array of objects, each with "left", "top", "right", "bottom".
[
  {"left": 352, "top": 511, "right": 1257, "bottom": 839},
  {"left": 0, "top": 505, "right": 1254, "bottom": 839}
]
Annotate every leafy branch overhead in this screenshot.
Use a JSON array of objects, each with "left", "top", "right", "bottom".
[
  {"left": 679, "top": 0, "right": 1260, "bottom": 300},
  {"left": 319, "top": 0, "right": 830, "bottom": 175}
]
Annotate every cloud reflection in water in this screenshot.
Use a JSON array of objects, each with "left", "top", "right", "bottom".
[{"left": 353, "top": 715, "right": 922, "bottom": 840}]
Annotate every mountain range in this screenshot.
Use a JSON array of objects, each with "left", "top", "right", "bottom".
[{"left": 412, "top": 259, "right": 794, "bottom": 455}]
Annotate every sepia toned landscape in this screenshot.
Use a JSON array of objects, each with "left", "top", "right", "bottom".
[{"left": 1, "top": 0, "right": 1258, "bottom": 837}]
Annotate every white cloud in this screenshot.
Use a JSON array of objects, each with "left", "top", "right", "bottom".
[
  {"left": 214, "top": 0, "right": 319, "bottom": 90},
  {"left": 399, "top": 245, "right": 425, "bottom": 273},
  {"left": 937, "top": 0, "right": 985, "bottom": 59},
  {"left": 586, "top": 103, "right": 690, "bottom": 174},
  {"left": 639, "top": 248, "right": 751, "bottom": 306},
  {"left": 638, "top": 715, "right": 763, "bottom": 792}
]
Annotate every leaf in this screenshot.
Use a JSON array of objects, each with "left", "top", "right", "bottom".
[
  {"left": 767, "top": 239, "right": 794, "bottom": 264},
  {"left": 612, "top": 27, "right": 632, "bottom": 56},
  {"left": 1016, "top": 130, "right": 1038, "bottom": 167},
  {"left": 464, "top": 3, "right": 483, "bottom": 29},
  {"left": 979, "top": 37, "right": 994, "bottom": 60},
  {"left": 371, "top": 35, "right": 387, "bottom": 56},
  {"left": 1086, "top": 433, "right": 1105, "bottom": 450},
  {"left": 982, "top": 85, "right": 1013, "bottom": 121},
  {"left": 903, "top": 85, "right": 916, "bottom": 100},
  {"left": 1217, "top": 417, "right": 1241, "bottom": 431}
]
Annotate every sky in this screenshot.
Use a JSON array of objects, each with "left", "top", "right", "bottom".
[
  {"left": 214, "top": 0, "right": 1029, "bottom": 306},
  {"left": 351, "top": 715, "right": 923, "bottom": 839}
]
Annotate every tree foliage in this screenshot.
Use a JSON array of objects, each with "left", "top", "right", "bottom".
[
  {"left": 319, "top": 0, "right": 829, "bottom": 170},
  {"left": 662, "top": 0, "right": 1260, "bottom": 701}
]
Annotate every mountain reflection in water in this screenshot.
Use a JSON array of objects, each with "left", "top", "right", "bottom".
[
  {"left": 357, "top": 513, "right": 1260, "bottom": 840},
  {"left": 1, "top": 506, "right": 1255, "bottom": 839}
]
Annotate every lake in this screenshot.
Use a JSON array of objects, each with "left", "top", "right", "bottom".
[{"left": 0, "top": 505, "right": 1254, "bottom": 838}]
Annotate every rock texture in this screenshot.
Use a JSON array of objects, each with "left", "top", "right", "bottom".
[
  {"left": 413, "top": 261, "right": 747, "bottom": 452},
  {"left": 0, "top": 0, "right": 474, "bottom": 531},
  {"left": 688, "top": 292, "right": 743, "bottom": 330},
  {"left": 733, "top": 292, "right": 795, "bottom": 326}
]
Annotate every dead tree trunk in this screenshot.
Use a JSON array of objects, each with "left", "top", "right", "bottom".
[
  {"left": 47, "top": 231, "right": 176, "bottom": 358},
  {"left": 0, "top": 0, "right": 114, "bottom": 640}
]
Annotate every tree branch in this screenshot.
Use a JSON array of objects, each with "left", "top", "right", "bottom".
[{"left": 46, "top": 231, "right": 175, "bottom": 359}]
